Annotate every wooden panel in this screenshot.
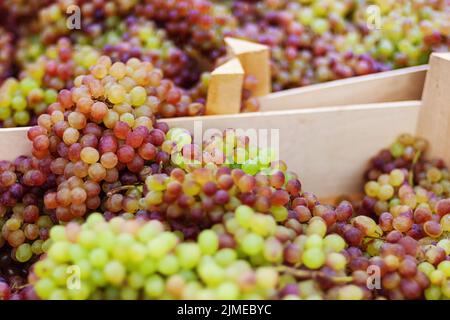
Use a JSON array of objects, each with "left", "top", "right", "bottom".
[
  {"left": 166, "top": 101, "right": 421, "bottom": 198},
  {"left": 206, "top": 58, "right": 244, "bottom": 115},
  {"left": 417, "top": 53, "right": 450, "bottom": 163},
  {"left": 259, "top": 65, "right": 427, "bottom": 111},
  {"left": 0, "top": 127, "right": 32, "bottom": 161}
]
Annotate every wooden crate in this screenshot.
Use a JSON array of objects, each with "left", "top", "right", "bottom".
[{"left": 0, "top": 53, "right": 447, "bottom": 200}]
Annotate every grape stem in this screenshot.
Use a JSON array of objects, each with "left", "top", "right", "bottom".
[
  {"left": 409, "top": 150, "right": 421, "bottom": 186},
  {"left": 107, "top": 185, "right": 138, "bottom": 197},
  {"left": 277, "top": 266, "right": 353, "bottom": 283}
]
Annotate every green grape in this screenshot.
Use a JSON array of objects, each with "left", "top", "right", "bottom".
[
  {"left": 176, "top": 243, "right": 201, "bottom": 269},
  {"left": 425, "top": 285, "right": 442, "bottom": 300},
  {"left": 271, "top": 206, "right": 288, "bottom": 222},
  {"left": 13, "top": 111, "right": 30, "bottom": 125},
  {"left": 235, "top": 205, "right": 254, "bottom": 228},
  {"left": 216, "top": 282, "right": 239, "bottom": 300},
  {"left": 144, "top": 275, "right": 165, "bottom": 299},
  {"left": 104, "top": 261, "right": 126, "bottom": 285},
  {"left": 323, "top": 234, "right": 346, "bottom": 252},
  {"left": 214, "top": 249, "right": 237, "bottom": 267},
  {"left": 305, "top": 234, "right": 323, "bottom": 249},
  {"left": 157, "top": 255, "right": 180, "bottom": 276},
  {"left": 16, "top": 243, "right": 33, "bottom": 262},
  {"left": 89, "top": 248, "right": 109, "bottom": 268},
  {"left": 241, "top": 233, "right": 264, "bottom": 256},
  {"left": 302, "top": 248, "right": 325, "bottom": 269},
  {"left": 198, "top": 230, "right": 219, "bottom": 255},
  {"left": 48, "top": 242, "right": 70, "bottom": 263}
]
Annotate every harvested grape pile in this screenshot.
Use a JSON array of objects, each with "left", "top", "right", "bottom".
[
  {"left": 0, "top": 52, "right": 449, "bottom": 299},
  {"left": 0, "top": 0, "right": 448, "bottom": 126}
]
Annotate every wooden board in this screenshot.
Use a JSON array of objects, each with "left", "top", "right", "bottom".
[
  {"left": 0, "top": 101, "right": 421, "bottom": 198},
  {"left": 417, "top": 53, "right": 450, "bottom": 164},
  {"left": 0, "top": 127, "right": 32, "bottom": 161},
  {"left": 259, "top": 65, "right": 427, "bottom": 111},
  {"left": 206, "top": 58, "right": 244, "bottom": 115},
  {"left": 166, "top": 101, "right": 421, "bottom": 198}
]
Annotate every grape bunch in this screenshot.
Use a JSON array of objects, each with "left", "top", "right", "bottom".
[
  {"left": 352, "top": 0, "right": 450, "bottom": 67},
  {"left": 27, "top": 56, "right": 206, "bottom": 222},
  {"left": 0, "top": 27, "right": 14, "bottom": 83},
  {"left": 134, "top": 0, "right": 237, "bottom": 65},
  {"left": 230, "top": 0, "right": 389, "bottom": 91},
  {"left": 16, "top": 0, "right": 137, "bottom": 46},
  {"left": 0, "top": 157, "right": 56, "bottom": 267},
  {"left": 348, "top": 133, "right": 450, "bottom": 299},
  {"left": 19, "top": 38, "right": 100, "bottom": 92},
  {"left": 30, "top": 214, "right": 281, "bottom": 300},
  {"left": 100, "top": 17, "right": 201, "bottom": 88},
  {"left": 0, "top": 77, "right": 58, "bottom": 127},
  {"left": 361, "top": 134, "right": 450, "bottom": 240},
  {"left": 1, "top": 39, "right": 101, "bottom": 127},
  {"left": 0, "top": 0, "right": 54, "bottom": 30}
]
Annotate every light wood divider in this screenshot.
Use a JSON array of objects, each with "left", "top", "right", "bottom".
[
  {"left": 0, "top": 127, "right": 32, "bottom": 161},
  {"left": 417, "top": 53, "right": 450, "bottom": 163},
  {"left": 205, "top": 58, "right": 244, "bottom": 115},
  {"left": 259, "top": 65, "right": 427, "bottom": 111},
  {"left": 167, "top": 101, "right": 421, "bottom": 198}
]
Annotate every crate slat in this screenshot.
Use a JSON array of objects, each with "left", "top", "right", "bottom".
[
  {"left": 166, "top": 101, "right": 421, "bottom": 198},
  {"left": 225, "top": 37, "right": 271, "bottom": 97},
  {"left": 417, "top": 53, "right": 450, "bottom": 163},
  {"left": 259, "top": 65, "right": 427, "bottom": 111},
  {"left": 0, "top": 127, "right": 32, "bottom": 161}
]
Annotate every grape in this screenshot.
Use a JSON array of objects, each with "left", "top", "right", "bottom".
[{"left": 302, "top": 248, "right": 325, "bottom": 269}]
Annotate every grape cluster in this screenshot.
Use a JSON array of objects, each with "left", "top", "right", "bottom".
[
  {"left": 0, "top": 27, "right": 13, "bottom": 83},
  {"left": 26, "top": 56, "right": 206, "bottom": 221},
  {"left": 350, "top": 133, "right": 450, "bottom": 299},
  {"left": 134, "top": 0, "right": 236, "bottom": 64},
  {"left": 361, "top": 134, "right": 450, "bottom": 239},
  {"left": 18, "top": 1, "right": 136, "bottom": 46},
  {"left": 0, "top": 78, "right": 46, "bottom": 127},
  {"left": 1, "top": 40, "right": 101, "bottom": 127},
  {"left": 352, "top": 0, "right": 450, "bottom": 67},
  {"left": 230, "top": 0, "right": 389, "bottom": 91},
  {"left": 0, "top": 0, "right": 54, "bottom": 29},
  {"left": 0, "top": 157, "right": 55, "bottom": 267},
  {"left": 100, "top": 17, "right": 201, "bottom": 88},
  {"left": 30, "top": 214, "right": 281, "bottom": 300},
  {"left": 19, "top": 38, "right": 100, "bottom": 92}
]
